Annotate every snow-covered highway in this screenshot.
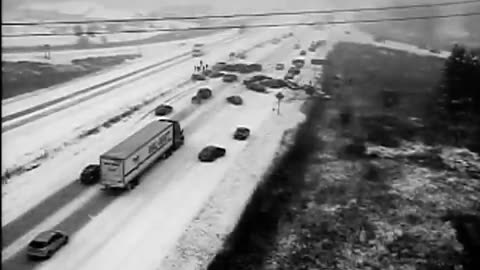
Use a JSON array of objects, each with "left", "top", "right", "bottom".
[{"left": 2, "top": 18, "right": 326, "bottom": 269}]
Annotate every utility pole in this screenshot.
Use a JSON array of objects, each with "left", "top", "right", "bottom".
[{"left": 275, "top": 92, "right": 285, "bottom": 115}]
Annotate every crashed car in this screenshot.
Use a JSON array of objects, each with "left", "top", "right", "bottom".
[
  {"left": 244, "top": 74, "right": 272, "bottom": 85},
  {"left": 233, "top": 127, "right": 250, "bottom": 140},
  {"left": 209, "top": 71, "right": 225, "bottom": 78},
  {"left": 275, "top": 63, "right": 285, "bottom": 70},
  {"left": 237, "top": 52, "right": 247, "bottom": 59},
  {"left": 79, "top": 164, "right": 100, "bottom": 185},
  {"left": 212, "top": 62, "right": 227, "bottom": 71},
  {"left": 248, "top": 63, "right": 262, "bottom": 72},
  {"left": 191, "top": 73, "right": 206, "bottom": 81},
  {"left": 284, "top": 73, "right": 295, "bottom": 80},
  {"left": 198, "top": 146, "right": 226, "bottom": 162},
  {"left": 260, "top": 79, "right": 287, "bottom": 89},
  {"left": 197, "top": 88, "right": 212, "bottom": 99},
  {"left": 246, "top": 82, "right": 267, "bottom": 92},
  {"left": 154, "top": 104, "right": 173, "bottom": 116},
  {"left": 202, "top": 69, "right": 213, "bottom": 76},
  {"left": 191, "top": 95, "right": 202, "bottom": 104},
  {"left": 226, "top": 95, "right": 243, "bottom": 105},
  {"left": 223, "top": 73, "right": 238, "bottom": 82},
  {"left": 288, "top": 67, "right": 301, "bottom": 75},
  {"left": 285, "top": 80, "right": 302, "bottom": 90}
]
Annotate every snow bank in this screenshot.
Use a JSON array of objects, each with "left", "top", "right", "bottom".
[{"left": 158, "top": 90, "right": 306, "bottom": 270}]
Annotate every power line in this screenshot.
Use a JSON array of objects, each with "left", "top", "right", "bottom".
[
  {"left": 2, "top": 0, "right": 479, "bottom": 26},
  {"left": 3, "top": 11, "right": 480, "bottom": 38}
]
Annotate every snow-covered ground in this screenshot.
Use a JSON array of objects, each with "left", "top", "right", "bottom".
[
  {"left": 2, "top": 29, "right": 237, "bottom": 116},
  {"left": 2, "top": 29, "right": 236, "bottom": 65},
  {"left": 3, "top": 1, "right": 199, "bottom": 47},
  {"left": 1, "top": 24, "right": 300, "bottom": 227},
  {"left": 21, "top": 30, "right": 312, "bottom": 270},
  {"left": 330, "top": 25, "right": 451, "bottom": 58},
  {"left": 2, "top": 25, "right": 312, "bottom": 268},
  {"left": 2, "top": 19, "right": 451, "bottom": 269}
]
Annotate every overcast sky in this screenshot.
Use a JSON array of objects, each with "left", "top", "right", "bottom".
[{"left": 3, "top": 0, "right": 361, "bottom": 14}]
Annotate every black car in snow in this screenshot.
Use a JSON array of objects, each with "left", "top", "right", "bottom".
[
  {"left": 80, "top": 164, "right": 100, "bottom": 185},
  {"left": 233, "top": 127, "right": 250, "bottom": 140},
  {"left": 198, "top": 146, "right": 226, "bottom": 162},
  {"left": 154, "top": 104, "right": 173, "bottom": 116},
  {"left": 223, "top": 74, "right": 238, "bottom": 82}
]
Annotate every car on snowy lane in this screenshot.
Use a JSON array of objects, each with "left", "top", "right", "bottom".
[
  {"left": 80, "top": 164, "right": 100, "bottom": 185},
  {"left": 27, "top": 230, "right": 69, "bottom": 259},
  {"left": 198, "top": 146, "right": 226, "bottom": 162},
  {"left": 233, "top": 127, "right": 250, "bottom": 140}
]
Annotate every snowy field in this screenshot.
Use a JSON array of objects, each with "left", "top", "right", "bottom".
[
  {"left": 1, "top": 29, "right": 237, "bottom": 113},
  {"left": 1, "top": 29, "right": 236, "bottom": 65},
  {"left": 3, "top": 1, "right": 199, "bottom": 48}
]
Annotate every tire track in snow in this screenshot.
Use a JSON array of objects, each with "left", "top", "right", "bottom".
[{"left": 1, "top": 31, "right": 299, "bottom": 267}]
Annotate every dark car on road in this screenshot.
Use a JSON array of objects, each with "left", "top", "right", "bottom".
[
  {"left": 80, "top": 164, "right": 100, "bottom": 185},
  {"left": 233, "top": 127, "right": 250, "bottom": 140},
  {"left": 198, "top": 146, "right": 226, "bottom": 162},
  {"left": 243, "top": 75, "right": 272, "bottom": 85},
  {"left": 226, "top": 95, "right": 243, "bottom": 105},
  {"left": 209, "top": 71, "right": 225, "bottom": 78},
  {"left": 246, "top": 82, "right": 267, "bottom": 92},
  {"left": 223, "top": 73, "right": 238, "bottom": 82},
  {"left": 154, "top": 104, "right": 173, "bottom": 116},
  {"left": 284, "top": 73, "right": 295, "bottom": 80},
  {"left": 300, "top": 50, "right": 306, "bottom": 56},
  {"left": 27, "top": 230, "right": 69, "bottom": 259},
  {"left": 248, "top": 63, "right": 262, "bottom": 72},
  {"left": 212, "top": 62, "right": 227, "bottom": 71},
  {"left": 197, "top": 88, "right": 212, "bottom": 99},
  {"left": 191, "top": 73, "right": 206, "bottom": 81}
]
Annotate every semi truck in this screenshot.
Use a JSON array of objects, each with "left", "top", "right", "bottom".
[{"left": 99, "top": 119, "right": 184, "bottom": 190}]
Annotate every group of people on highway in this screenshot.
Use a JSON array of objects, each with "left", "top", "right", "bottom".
[{"left": 194, "top": 60, "right": 208, "bottom": 73}]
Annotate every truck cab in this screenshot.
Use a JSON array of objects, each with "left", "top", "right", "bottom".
[{"left": 158, "top": 119, "right": 184, "bottom": 149}]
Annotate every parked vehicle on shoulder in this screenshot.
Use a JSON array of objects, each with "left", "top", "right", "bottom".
[
  {"left": 233, "top": 127, "right": 250, "bottom": 140},
  {"left": 27, "top": 230, "right": 69, "bottom": 259},
  {"left": 80, "top": 164, "right": 100, "bottom": 185},
  {"left": 198, "top": 146, "right": 226, "bottom": 162}
]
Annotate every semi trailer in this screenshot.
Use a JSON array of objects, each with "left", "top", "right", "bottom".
[{"left": 99, "top": 119, "right": 184, "bottom": 190}]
